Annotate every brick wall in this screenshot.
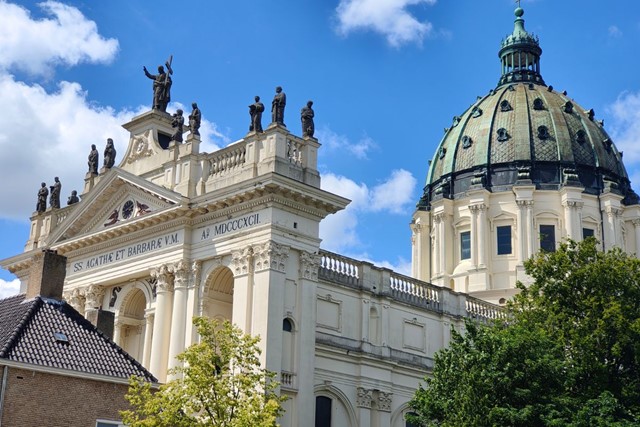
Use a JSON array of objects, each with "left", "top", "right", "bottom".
[{"left": 0, "top": 366, "right": 131, "bottom": 427}]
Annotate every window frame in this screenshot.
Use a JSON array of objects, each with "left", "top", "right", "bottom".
[
  {"left": 539, "top": 224, "right": 556, "bottom": 252},
  {"left": 460, "top": 230, "right": 471, "bottom": 261},
  {"left": 496, "top": 225, "right": 513, "bottom": 255}
]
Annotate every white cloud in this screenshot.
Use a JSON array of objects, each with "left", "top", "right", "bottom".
[
  {"left": 0, "top": 278, "right": 21, "bottom": 299},
  {"left": 607, "top": 91, "right": 640, "bottom": 173},
  {"left": 0, "top": 1, "right": 119, "bottom": 77},
  {"left": 335, "top": 0, "right": 437, "bottom": 47},
  {"left": 370, "top": 169, "right": 417, "bottom": 213},
  {"left": 316, "top": 126, "right": 377, "bottom": 159},
  {"left": 319, "top": 169, "right": 417, "bottom": 253},
  {"left": 608, "top": 25, "right": 623, "bottom": 38}
]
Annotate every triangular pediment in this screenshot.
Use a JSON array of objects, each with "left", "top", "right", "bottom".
[{"left": 47, "top": 168, "right": 184, "bottom": 245}]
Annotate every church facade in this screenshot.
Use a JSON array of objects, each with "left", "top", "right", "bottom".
[
  {"left": 2, "top": 6, "right": 634, "bottom": 427},
  {"left": 1, "top": 110, "right": 500, "bottom": 426}
]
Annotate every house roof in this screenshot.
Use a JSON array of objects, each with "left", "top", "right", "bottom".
[{"left": 0, "top": 293, "right": 156, "bottom": 382}]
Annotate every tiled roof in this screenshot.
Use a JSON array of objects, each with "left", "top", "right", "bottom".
[{"left": 0, "top": 294, "right": 156, "bottom": 382}]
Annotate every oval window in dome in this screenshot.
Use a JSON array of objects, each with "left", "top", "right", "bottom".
[
  {"left": 497, "top": 128, "right": 509, "bottom": 142},
  {"left": 500, "top": 100, "right": 512, "bottom": 112},
  {"left": 538, "top": 125, "right": 550, "bottom": 140},
  {"left": 462, "top": 136, "right": 473, "bottom": 149},
  {"left": 533, "top": 98, "right": 545, "bottom": 110}
]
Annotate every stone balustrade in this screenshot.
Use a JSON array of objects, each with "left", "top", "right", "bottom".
[{"left": 318, "top": 249, "right": 503, "bottom": 321}]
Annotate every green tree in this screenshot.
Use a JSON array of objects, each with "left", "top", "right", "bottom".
[
  {"left": 121, "top": 317, "right": 286, "bottom": 427},
  {"left": 408, "top": 239, "right": 640, "bottom": 426}
]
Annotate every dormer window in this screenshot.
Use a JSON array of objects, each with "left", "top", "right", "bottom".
[
  {"left": 471, "top": 107, "right": 483, "bottom": 118},
  {"left": 533, "top": 98, "right": 544, "bottom": 110},
  {"left": 439, "top": 146, "right": 447, "bottom": 159},
  {"left": 564, "top": 101, "right": 574, "bottom": 113},
  {"left": 500, "top": 100, "right": 512, "bottom": 112},
  {"left": 497, "top": 128, "right": 510, "bottom": 142},
  {"left": 538, "top": 125, "right": 550, "bottom": 140},
  {"left": 576, "top": 130, "right": 586, "bottom": 144},
  {"left": 462, "top": 136, "right": 473, "bottom": 149}
]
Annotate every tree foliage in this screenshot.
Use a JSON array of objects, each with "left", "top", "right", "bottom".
[
  {"left": 121, "top": 317, "right": 286, "bottom": 427},
  {"left": 408, "top": 239, "right": 640, "bottom": 426}
]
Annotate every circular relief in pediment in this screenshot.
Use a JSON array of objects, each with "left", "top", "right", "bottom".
[{"left": 122, "top": 200, "right": 135, "bottom": 219}]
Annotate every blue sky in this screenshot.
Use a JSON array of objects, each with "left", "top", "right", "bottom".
[{"left": 1, "top": 0, "right": 640, "bottom": 296}]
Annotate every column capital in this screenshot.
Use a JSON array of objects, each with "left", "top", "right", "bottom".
[
  {"left": 173, "top": 260, "right": 191, "bottom": 290},
  {"left": 84, "top": 284, "right": 105, "bottom": 309},
  {"left": 469, "top": 203, "right": 486, "bottom": 213},
  {"left": 562, "top": 200, "right": 584, "bottom": 209},
  {"left": 254, "top": 241, "right": 290, "bottom": 273},
  {"left": 356, "top": 387, "right": 373, "bottom": 408},
  {"left": 152, "top": 264, "right": 174, "bottom": 293},
  {"left": 632, "top": 218, "right": 640, "bottom": 227},
  {"left": 606, "top": 206, "right": 623, "bottom": 218},
  {"left": 516, "top": 199, "right": 534, "bottom": 208},
  {"left": 232, "top": 247, "right": 253, "bottom": 276},
  {"left": 377, "top": 391, "right": 393, "bottom": 412},
  {"left": 64, "top": 288, "right": 85, "bottom": 312},
  {"left": 299, "top": 251, "right": 321, "bottom": 281}
]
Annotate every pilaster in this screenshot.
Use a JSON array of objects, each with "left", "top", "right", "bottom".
[
  {"left": 296, "top": 250, "right": 321, "bottom": 427},
  {"left": 231, "top": 247, "right": 254, "bottom": 333}
]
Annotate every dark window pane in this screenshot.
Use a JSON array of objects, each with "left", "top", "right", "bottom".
[
  {"left": 283, "top": 318, "right": 292, "bottom": 332},
  {"left": 406, "top": 412, "right": 420, "bottom": 427},
  {"left": 583, "top": 228, "right": 595, "bottom": 239},
  {"left": 497, "top": 225, "right": 512, "bottom": 255},
  {"left": 460, "top": 231, "right": 471, "bottom": 260},
  {"left": 315, "top": 396, "right": 332, "bottom": 427},
  {"left": 540, "top": 225, "right": 556, "bottom": 252}
]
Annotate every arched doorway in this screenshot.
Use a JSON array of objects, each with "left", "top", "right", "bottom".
[
  {"left": 117, "top": 287, "right": 147, "bottom": 361},
  {"left": 202, "top": 266, "right": 234, "bottom": 322}
]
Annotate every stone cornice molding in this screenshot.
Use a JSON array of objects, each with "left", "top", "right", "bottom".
[
  {"left": 84, "top": 284, "right": 105, "bottom": 309},
  {"left": 232, "top": 247, "right": 253, "bottom": 277},
  {"left": 254, "top": 241, "right": 290, "bottom": 273},
  {"left": 152, "top": 264, "right": 174, "bottom": 293},
  {"left": 356, "top": 387, "right": 373, "bottom": 408},
  {"left": 300, "top": 251, "right": 321, "bottom": 281}
]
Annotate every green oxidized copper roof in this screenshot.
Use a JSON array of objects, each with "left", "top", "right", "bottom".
[{"left": 419, "top": 7, "right": 636, "bottom": 209}]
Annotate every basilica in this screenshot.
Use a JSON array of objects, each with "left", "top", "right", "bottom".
[{"left": 1, "top": 6, "right": 635, "bottom": 427}]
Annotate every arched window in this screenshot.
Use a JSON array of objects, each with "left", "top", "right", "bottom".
[
  {"left": 282, "top": 318, "right": 293, "bottom": 332},
  {"left": 315, "top": 396, "right": 332, "bottom": 427}
]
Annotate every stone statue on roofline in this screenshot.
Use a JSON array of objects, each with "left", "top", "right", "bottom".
[
  {"left": 49, "top": 177, "right": 61, "bottom": 209},
  {"left": 301, "top": 100, "right": 315, "bottom": 138},
  {"left": 249, "top": 96, "right": 264, "bottom": 133},
  {"left": 36, "top": 182, "right": 48, "bottom": 213},
  {"left": 143, "top": 55, "right": 173, "bottom": 112},
  {"left": 103, "top": 138, "right": 116, "bottom": 170},
  {"left": 67, "top": 190, "right": 79, "bottom": 205},
  {"left": 189, "top": 102, "right": 201, "bottom": 136},
  {"left": 171, "top": 109, "right": 184, "bottom": 143},
  {"left": 271, "top": 86, "right": 286, "bottom": 126},
  {"left": 88, "top": 144, "right": 99, "bottom": 175}
]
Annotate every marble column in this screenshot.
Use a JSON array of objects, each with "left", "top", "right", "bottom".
[
  {"left": 149, "top": 264, "right": 174, "bottom": 382},
  {"left": 142, "top": 310, "right": 154, "bottom": 369},
  {"left": 184, "top": 260, "right": 201, "bottom": 349},
  {"left": 605, "top": 207, "right": 623, "bottom": 249},
  {"left": 563, "top": 200, "right": 583, "bottom": 241},
  {"left": 168, "top": 260, "right": 190, "bottom": 378}
]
